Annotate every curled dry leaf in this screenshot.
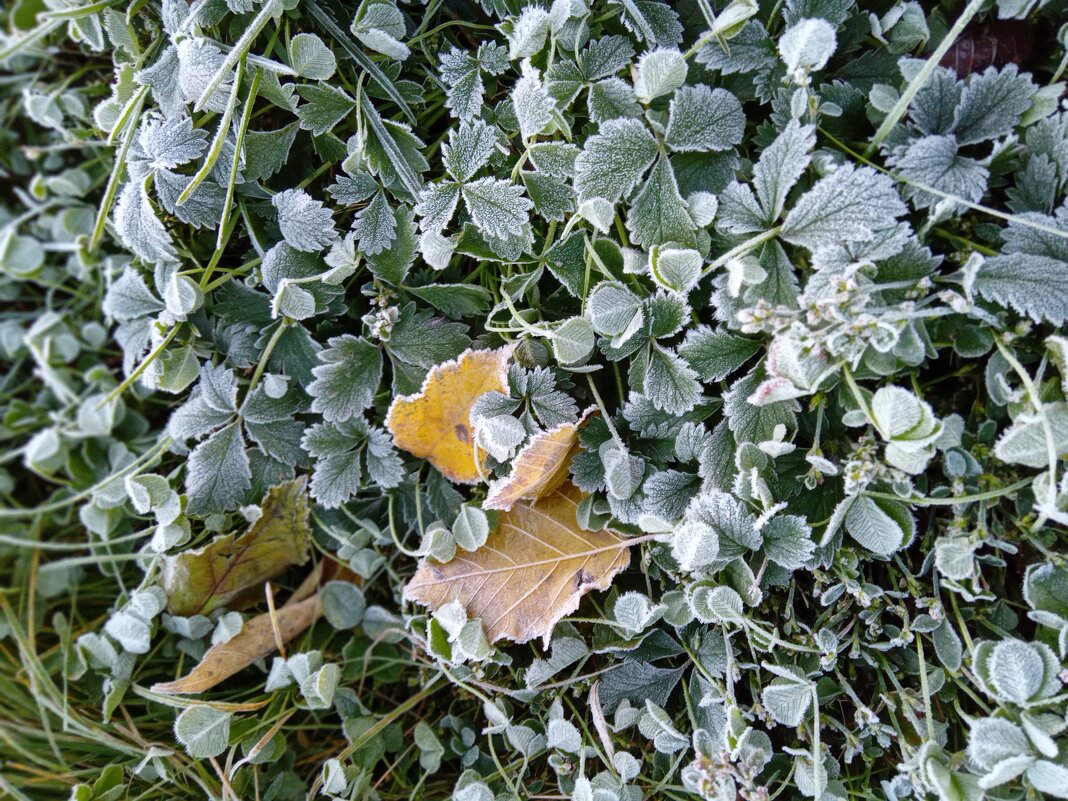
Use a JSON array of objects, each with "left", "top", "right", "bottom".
[
  {"left": 162, "top": 477, "right": 311, "bottom": 616},
  {"left": 152, "top": 563, "right": 359, "bottom": 694},
  {"left": 484, "top": 408, "right": 596, "bottom": 511},
  {"left": 404, "top": 481, "right": 634, "bottom": 646},
  {"left": 385, "top": 345, "right": 514, "bottom": 484},
  {"left": 151, "top": 594, "right": 322, "bottom": 695}
]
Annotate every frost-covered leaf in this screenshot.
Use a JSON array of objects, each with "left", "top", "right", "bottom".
[
  {"left": 296, "top": 83, "right": 356, "bottom": 137},
  {"left": 644, "top": 345, "right": 701, "bottom": 415},
  {"left": 240, "top": 123, "right": 299, "bottom": 184},
  {"left": 983, "top": 639, "right": 1059, "bottom": 705},
  {"left": 405, "top": 483, "right": 631, "bottom": 646},
  {"left": 973, "top": 254, "right": 1068, "bottom": 326},
  {"left": 588, "top": 77, "right": 642, "bottom": 123},
  {"left": 665, "top": 85, "right": 744, "bottom": 152},
  {"left": 504, "top": 7, "right": 551, "bottom": 59},
  {"left": 453, "top": 504, "right": 490, "bottom": 551},
  {"left": 762, "top": 515, "right": 814, "bottom": 570},
  {"left": 587, "top": 281, "right": 644, "bottom": 342},
  {"left": 185, "top": 422, "right": 251, "bottom": 516},
  {"left": 528, "top": 142, "right": 580, "bottom": 178},
  {"left": 138, "top": 114, "right": 208, "bottom": 172},
  {"left": 175, "top": 38, "right": 232, "bottom": 113},
  {"left": 288, "top": 33, "right": 336, "bottom": 81},
  {"left": 439, "top": 44, "right": 504, "bottom": 121},
  {"left": 685, "top": 489, "right": 760, "bottom": 559},
  {"left": 953, "top": 65, "right": 1036, "bottom": 146},
  {"left": 104, "top": 268, "right": 164, "bottom": 321},
  {"left": 462, "top": 178, "right": 533, "bottom": 238},
  {"left": 753, "top": 120, "right": 815, "bottom": 222},
  {"left": 386, "top": 303, "right": 471, "bottom": 369},
  {"left": 574, "top": 118, "right": 657, "bottom": 203},
  {"left": 272, "top": 189, "right": 337, "bottom": 252},
  {"left": 632, "top": 48, "right": 686, "bottom": 104},
  {"left": 351, "top": 191, "right": 396, "bottom": 256},
  {"left": 512, "top": 60, "right": 555, "bottom": 142},
  {"left": 602, "top": 445, "right": 645, "bottom": 500},
  {"left": 649, "top": 246, "right": 702, "bottom": 294},
  {"left": 889, "top": 135, "right": 988, "bottom": 209},
  {"left": 174, "top": 705, "right": 231, "bottom": 759},
  {"left": 724, "top": 371, "right": 798, "bottom": 444},
  {"left": 761, "top": 668, "right": 814, "bottom": 727},
  {"left": 443, "top": 120, "right": 497, "bottom": 183},
  {"left": 967, "top": 717, "right": 1030, "bottom": 771},
  {"left": 781, "top": 165, "right": 907, "bottom": 251},
  {"left": 679, "top": 327, "right": 761, "bottom": 382},
  {"left": 627, "top": 156, "right": 695, "bottom": 247},
  {"left": 672, "top": 520, "right": 718, "bottom": 571},
  {"left": 617, "top": 0, "right": 683, "bottom": 49},
  {"left": 386, "top": 346, "right": 512, "bottom": 483},
  {"left": 415, "top": 182, "right": 462, "bottom": 233},
  {"left": 351, "top": 0, "right": 410, "bottom": 61},
  {"left": 115, "top": 179, "right": 176, "bottom": 264},
  {"left": 308, "top": 335, "right": 383, "bottom": 423},
  {"left": 844, "top": 496, "right": 913, "bottom": 556},
  {"left": 165, "top": 478, "right": 310, "bottom": 614},
  {"left": 778, "top": 18, "right": 837, "bottom": 75}
]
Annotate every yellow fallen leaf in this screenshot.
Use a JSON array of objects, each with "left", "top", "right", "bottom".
[
  {"left": 403, "top": 482, "right": 634, "bottom": 646},
  {"left": 484, "top": 409, "right": 595, "bottom": 511},
  {"left": 385, "top": 345, "right": 513, "bottom": 484},
  {"left": 162, "top": 477, "right": 311, "bottom": 616}
]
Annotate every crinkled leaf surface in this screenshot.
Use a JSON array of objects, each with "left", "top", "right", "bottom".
[
  {"left": 404, "top": 482, "right": 633, "bottom": 646},
  {"left": 163, "top": 478, "right": 311, "bottom": 615}
]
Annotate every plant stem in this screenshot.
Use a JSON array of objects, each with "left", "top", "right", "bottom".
[{"left": 865, "top": 0, "right": 986, "bottom": 155}]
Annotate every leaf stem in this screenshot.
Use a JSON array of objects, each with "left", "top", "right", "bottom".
[
  {"left": 585, "top": 374, "right": 625, "bottom": 449},
  {"left": 180, "top": 60, "right": 245, "bottom": 206},
  {"left": 194, "top": 0, "right": 279, "bottom": 112},
  {"left": 0, "top": 437, "right": 172, "bottom": 519},
  {"left": 217, "top": 67, "right": 262, "bottom": 252},
  {"left": 864, "top": 0, "right": 986, "bottom": 155},
  {"left": 861, "top": 476, "right": 1034, "bottom": 507},
  {"left": 247, "top": 319, "right": 290, "bottom": 396},
  {"left": 701, "top": 227, "right": 781, "bottom": 279},
  {"left": 90, "top": 86, "right": 148, "bottom": 252}
]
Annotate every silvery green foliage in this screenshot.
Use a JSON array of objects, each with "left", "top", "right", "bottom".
[
  {"left": 351, "top": 0, "right": 410, "bottom": 61},
  {"left": 778, "top": 18, "right": 837, "bottom": 78},
  {"left": 273, "top": 189, "right": 338, "bottom": 253},
  {"left": 8, "top": 0, "right": 1068, "bottom": 799},
  {"left": 174, "top": 705, "right": 232, "bottom": 759}
]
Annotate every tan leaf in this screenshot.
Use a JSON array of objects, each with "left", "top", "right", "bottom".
[
  {"left": 484, "top": 408, "right": 595, "bottom": 511},
  {"left": 162, "top": 477, "right": 311, "bottom": 616},
  {"left": 150, "top": 594, "right": 322, "bottom": 695},
  {"left": 153, "top": 564, "right": 360, "bottom": 695},
  {"left": 385, "top": 345, "right": 513, "bottom": 484},
  {"left": 403, "top": 482, "right": 634, "bottom": 646}
]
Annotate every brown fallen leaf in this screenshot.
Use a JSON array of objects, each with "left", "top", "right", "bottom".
[
  {"left": 152, "top": 595, "right": 322, "bottom": 694},
  {"left": 484, "top": 409, "right": 595, "bottom": 511},
  {"left": 162, "top": 477, "right": 311, "bottom": 616},
  {"left": 404, "top": 482, "right": 635, "bottom": 647},
  {"left": 385, "top": 345, "right": 513, "bottom": 484},
  {"left": 153, "top": 563, "right": 359, "bottom": 695}
]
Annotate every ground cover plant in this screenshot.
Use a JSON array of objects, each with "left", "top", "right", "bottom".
[{"left": 2, "top": 0, "right": 1068, "bottom": 798}]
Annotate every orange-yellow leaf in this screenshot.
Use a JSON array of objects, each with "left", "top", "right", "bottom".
[
  {"left": 403, "top": 482, "right": 633, "bottom": 646},
  {"left": 484, "top": 409, "right": 595, "bottom": 511},
  {"left": 385, "top": 345, "right": 513, "bottom": 484}
]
